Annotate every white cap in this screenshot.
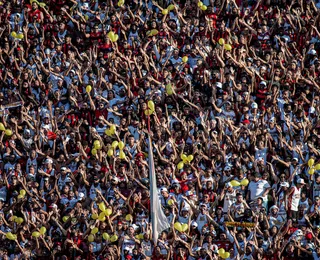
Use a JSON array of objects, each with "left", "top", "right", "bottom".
[
  {"left": 78, "top": 192, "right": 85, "bottom": 199},
  {"left": 292, "top": 158, "right": 299, "bottom": 161},
  {"left": 309, "top": 49, "right": 317, "bottom": 55},
  {"left": 45, "top": 159, "right": 53, "bottom": 164},
  {"left": 297, "top": 178, "right": 305, "bottom": 184},
  {"left": 270, "top": 205, "right": 279, "bottom": 211},
  {"left": 260, "top": 81, "right": 267, "bottom": 86},
  {"left": 131, "top": 224, "right": 139, "bottom": 230},
  {"left": 216, "top": 82, "right": 222, "bottom": 88},
  {"left": 112, "top": 176, "right": 119, "bottom": 183},
  {"left": 160, "top": 187, "right": 168, "bottom": 192},
  {"left": 191, "top": 221, "right": 198, "bottom": 227},
  {"left": 225, "top": 182, "right": 232, "bottom": 188},
  {"left": 51, "top": 204, "right": 58, "bottom": 209},
  {"left": 251, "top": 102, "right": 258, "bottom": 109},
  {"left": 224, "top": 166, "right": 231, "bottom": 171},
  {"left": 61, "top": 167, "right": 67, "bottom": 171}
]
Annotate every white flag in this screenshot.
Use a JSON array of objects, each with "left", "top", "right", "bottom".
[{"left": 148, "top": 135, "right": 170, "bottom": 243}]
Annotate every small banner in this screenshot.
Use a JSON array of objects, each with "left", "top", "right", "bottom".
[{"left": 225, "top": 222, "right": 255, "bottom": 228}]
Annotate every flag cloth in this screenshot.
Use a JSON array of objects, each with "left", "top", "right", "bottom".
[{"left": 148, "top": 135, "right": 170, "bottom": 243}]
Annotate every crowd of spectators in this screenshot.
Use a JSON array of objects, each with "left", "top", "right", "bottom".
[{"left": 1, "top": 0, "right": 320, "bottom": 259}]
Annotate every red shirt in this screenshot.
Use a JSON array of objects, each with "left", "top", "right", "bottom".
[
  {"left": 215, "top": 240, "right": 233, "bottom": 251},
  {"left": 94, "top": 109, "right": 108, "bottom": 125},
  {"left": 207, "top": 13, "right": 217, "bottom": 28},
  {"left": 28, "top": 9, "right": 43, "bottom": 22}
]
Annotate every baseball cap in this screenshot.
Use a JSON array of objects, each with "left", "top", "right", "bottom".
[
  {"left": 251, "top": 102, "right": 258, "bottom": 109},
  {"left": 216, "top": 82, "right": 222, "bottom": 88},
  {"left": 225, "top": 182, "right": 232, "bottom": 188},
  {"left": 191, "top": 221, "right": 198, "bottom": 227},
  {"left": 270, "top": 205, "right": 279, "bottom": 211},
  {"left": 112, "top": 176, "right": 119, "bottom": 183},
  {"left": 260, "top": 81, "right": 267, "bottom": 86},
  {"left": 172, "top": 179, "right": 180, "bottom": 185},
  {"left": 45, "top": 159, "right": 53, "bottom": 164},
  {"left": 309, "top": 49, "right": 317, "bottom": 55},
  {"left": 160, "top": 187, "right": 168, "bottom": 192},
  {"left": 224, "top": 166, "right": 231, "bottom": 171},
  {"left": 297, "top": 178, "right": 305, "bottom": 184}
]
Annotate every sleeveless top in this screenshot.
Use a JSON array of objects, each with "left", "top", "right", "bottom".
[
  {"left": 223, "top": 189, "right": 237, "bottom": 213},
  {"left": 299, "top": 199, "right": 309, "bottom": 214},
  {"left": 289, "top": 186, "right": 301, "bottom": 211},
  {"left": 121, "top": 236, "right": 136, "bottom": 254},
  {"left": 196, "top": 213, "right": 208, "bottom": 233}
]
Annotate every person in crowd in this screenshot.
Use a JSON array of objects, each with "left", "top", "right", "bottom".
[{"left": 0, "top": 0, "right": 320, "bottom": 259}]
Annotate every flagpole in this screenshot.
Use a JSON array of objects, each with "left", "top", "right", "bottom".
[
  {"left": 147, "top": 110, "right": 157, "bottom": 242},
  {"left": 147, "top": 108, "right": 170, "bottom": 244}
]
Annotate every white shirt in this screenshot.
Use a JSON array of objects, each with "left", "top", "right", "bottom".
[
  {"left": 223, "top": 189, "right": 237, "bottom": 213},
  {"left": 248, "top": 179, "right": 270, "bottom": 201}
]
